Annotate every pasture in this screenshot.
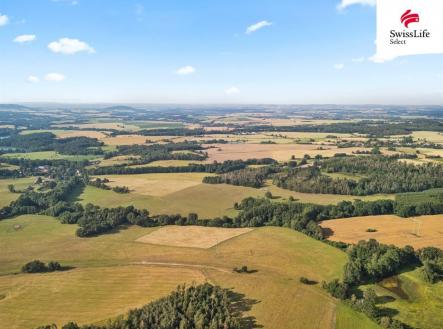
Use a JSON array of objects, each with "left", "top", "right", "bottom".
[
  {"left": 136, "top": 226, "right": 253, "bottom": 248},
  {"left": 0, "top": 215, "right": 361, "bottom": 329},
  {"left": 3, "top": 151, "right": 100, "bottom": 161},
  {"left": 320, "top": 214, "right": 443, "bottom": 249},
  {"left": 0, "top": 177, "right": 35, "bottom": 208},
  {"left": 372, "top": 269, "right": 443, "bottom": 329}
]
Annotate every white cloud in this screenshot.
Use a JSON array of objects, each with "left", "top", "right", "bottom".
[
  {"left": 351, "top": 57, "right": 365, "bottom": 63},
  {"left": 176, "top": 66, "right": 196, "bottom": 75},
  {"left": 27, "top": 76, "right": 40, "bottom": 83},
  {"left": 45, "top": 73, "right": 66, "bottom": 82},
  {"left": 337, "top": 0, "right": 375, "bottom": 11},
  {"left": 0, "top": 13, "right": 8, "bottom": 26},
  {"left": 225, "top": 87, "right": 240, "bottom": 95},
  {"left": 246, "top": 20, "right": 272, "bottom": 34},
  {"left": 48, "top": 38, "right": 95, "bottom": 55},
  {"left": 14, "top": 34, "right": 36, "bottom": 43},
  {"left": 334, "top": 63, "right": 345, "bottom": 70}
]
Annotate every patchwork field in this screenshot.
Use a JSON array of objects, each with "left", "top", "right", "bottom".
[
  {"left": 205, "top": 143, "right": 370, "bottom": 162},
  {"left": 79, "top": 181, "right": 263, "bottom": 218},
  {"left": 0, "top": 215, "right": 372, "bottom": 329},
  {"left": 53, "top": 122, "right": 140, "bottom": 131},
  {"left": 99, "top": 173, "right": 210, "bottom": 197},
  {"left": 320, "top": 215, "right": 443, "bottom": 249},
  {"left": 79, "top": 173, "right": 395, "bottom": 218},
  {"left": 136, "top": 226, "right": 253, "bottom": 248},
  {"left": 100, "top": 134, "right": 157, "bottom": 145}
]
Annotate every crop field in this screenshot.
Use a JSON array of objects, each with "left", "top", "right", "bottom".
[
  {"left": 320, "top": 214, "right": 443, "bottom": 249},
  {"left": 0, "top": 215, "right": 357, "bottom": 329},
  {"left": 100, "top": 134, "right": 160, "bottom": 145},
  {"left": 52, "top": 122, "right": 140, "bottom": 131},
  {"left": 411, "top": 131, "right": 443, "bottom": 144},
  {"left": 98, "top": 173, "right": 210, "bottom": 196},
  {"left": 0, "top": 265, "right": 205, "bottom": 329},
  {"left": 56, "top": 130, "right": 108, "bottom": 139},
  {"left": 136, "top": 226, "right": 253, "bottom": 248},
  {"left": 205, "top": 143, "right": 370, "bottom": 162}
]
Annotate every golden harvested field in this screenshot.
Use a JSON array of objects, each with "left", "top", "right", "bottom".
[
  {"left": 136, "top": 226, "right": 253, "bottom": 248},
  {"left": 95, "top": 155, "right": 139, "bottom": 167},
  {"left": 100, "top": 134, "right": 170, "bottom": 145},
  {"left": 0, "top": 265, "right": 205, "bottom": 329},
  {"left": 55, "top": 130, "right": 107, "bottom": 139},
  {"left": 412, "top": 131, "right": 443, "bottom": 144},
  {"left": 321, "top": 215, "right": 443, "bottom": 249},
  {"left": 53, "top": 122, "right": 139, "bottom": 131},
  {"left": 100, "top": 173, "right": 210, "bottom": 197},
  {"left": 206, "top": 143, "right": 370, "bottom": 162}
]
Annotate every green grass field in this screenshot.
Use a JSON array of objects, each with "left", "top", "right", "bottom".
[
  {"left": 0, "top": 214, "right": 374, "bottom": 329},
  {"left": 372, "top": 270, "right": 443, "bottom": 329},
  {"left": 335, "top": 304, "right": 381, "bottom": 329},
  {"left": 0, "top": 177, "right": 35, "bottom": 208}
]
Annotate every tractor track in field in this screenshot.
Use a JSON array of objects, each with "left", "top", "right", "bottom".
[{"left": 133, "top": 261, "right": 232, "bottom": 274}]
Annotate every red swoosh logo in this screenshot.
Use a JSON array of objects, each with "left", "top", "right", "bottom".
[{"left": 401, "top": 9, "right": 420, "bottom": 28}]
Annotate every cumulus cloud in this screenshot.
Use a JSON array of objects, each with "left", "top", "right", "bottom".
[
  {"left": 334, "top": 63, "right": 345, "bottom": 70},
  {"left": 337, "top": 0, "right": 375, "bottom": 11},
  {"left": 225, "top": 87, "right": 240, "bottom": 95},
  {"left": 14, "top": 34, "right": 36, "bottom": 43},
  {"left": 48, "top": 38, "right": 95, "bottom": 54},
  {"left": 246, "top": 20, "right": 272, "bottom": 34},
  {"left": 45, "top": 73, "right": 66, "bottom": 82},
  {"left": 0, "top": 13, "right": 8, "bottom": 26},
  {"left": 176, "top": 66, "right": 196, "bottom": 75},
  {"left": 27, "top": 76, "right": 40, "bottom": 83}
]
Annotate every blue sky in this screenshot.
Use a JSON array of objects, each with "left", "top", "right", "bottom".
[{"left": 0, "top": 0, "right": 442, "bottom": 104}]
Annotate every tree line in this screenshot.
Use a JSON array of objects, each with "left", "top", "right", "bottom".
[
  {"left": 203, "top": 166, "right": 278, "bottom": 188},
  {"left": 103, "top": 141, "right": 207, "bottom": 166},
  {"left": 88, "top": 159, "right": 275, "bottom": 176}
]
